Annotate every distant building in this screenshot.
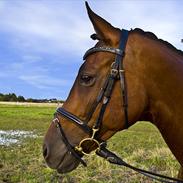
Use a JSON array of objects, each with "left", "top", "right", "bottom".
[{"left": 49, "top": 98, "right": 57, "bottom": 103}]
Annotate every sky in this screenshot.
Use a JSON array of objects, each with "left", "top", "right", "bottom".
[{"left": 0, "top": 0, "right": 182, "bottom": 100}]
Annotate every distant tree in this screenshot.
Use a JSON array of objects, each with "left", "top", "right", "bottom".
[
  {"left": 0, "top": 92, "right": 65, "bottom": 103},
  {"left": 0, "top": 93, "right": 18, "bottom": 101},
  {"left": 3, "top": 94, "right": 10, "bottom": 101},
  {"left": 17, "top": 95, "right": 25, "bottom": 102},
  {"left": 10, "top": 93, "right": 17, "bottom": 101},
  {"left": 27, "top": 98, "right": 33, "bottom": 102},
  {"left": 59, "top": 100, "right": 65, "bottom": 103},
  {"left": 0, "top": 93, "right": 3, "bottom": 101}
]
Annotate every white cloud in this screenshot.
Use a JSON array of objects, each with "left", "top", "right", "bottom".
[
  {"left": 0, "top": 0, "right": 182, "bottom": 56},
  {"left": 0, "top": 1, "right": 93, "bottom": 58},
  {"left": 0, "top": 0, "right": 182, "bottom": 99},
  {"left": 90, "top": 0, "right": 183, "bottom": 50},
  {"left": 0, "top": 72, "right": 8, "bottom": 78},
  {"left": 19, "top": 75, "right": 71, "bottom": 89},
  {"left": 21, "top": 55, "right": 42, "bottom": 64},
  {"left": 0, "top": 1, "right": 5, "bottom": 11}
]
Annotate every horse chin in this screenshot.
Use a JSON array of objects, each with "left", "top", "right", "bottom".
[{"left": 56, "top": 152, "right": 80, "bottom": 173}]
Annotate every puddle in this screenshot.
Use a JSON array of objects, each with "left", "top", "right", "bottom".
[{"left": 0, "top": 130, "right": 38, "bottom": 146}]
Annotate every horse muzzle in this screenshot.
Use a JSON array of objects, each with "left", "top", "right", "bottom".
[{"left": 43, "top": 122, "right": 80, "bottom": 173}]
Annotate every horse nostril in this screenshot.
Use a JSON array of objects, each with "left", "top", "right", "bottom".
[{"left": 43, "top": 144, "right": 48, "bottom": 159}]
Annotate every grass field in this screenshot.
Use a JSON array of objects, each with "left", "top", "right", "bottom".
[{"left": 0, "top": 103, "right": 180, "bottom": 183}]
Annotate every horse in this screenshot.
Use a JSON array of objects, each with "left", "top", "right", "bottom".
[{"left": 43, "top": 2, "right": 183, "bottom": 180}]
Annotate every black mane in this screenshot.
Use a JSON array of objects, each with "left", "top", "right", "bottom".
[{"left": 131, "top": 28, "right": 183, "bottom": 56}]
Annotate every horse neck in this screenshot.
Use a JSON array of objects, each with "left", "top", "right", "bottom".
[{"left": 131, "top": 33, "right": 183, "bottom": 164}]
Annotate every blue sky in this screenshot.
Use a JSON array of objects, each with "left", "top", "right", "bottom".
[{"left": 0, "top": 0, "right": 182, "bottom": 100}]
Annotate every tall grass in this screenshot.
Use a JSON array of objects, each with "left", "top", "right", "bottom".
[{"left": 0, "top": 104, "right": 180, "bottom": 182}]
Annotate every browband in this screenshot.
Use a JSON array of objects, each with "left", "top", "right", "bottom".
[{"left": 83, "top": 47, "right": 124, "bottom": 60}]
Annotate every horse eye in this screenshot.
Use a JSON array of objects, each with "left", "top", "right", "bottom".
[{"left": 79, "top": 74, "right": 95, "bottom": 86}]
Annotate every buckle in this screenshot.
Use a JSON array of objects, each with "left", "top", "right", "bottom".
[
  {"left": 110, "top": 62, "right": 119, "bottom": 78},
  {"left": 52, "top": 118, "right": 60, "bottom": 128},
  {"left": 111, "top": 68, "right": 118, "bottom": 75}
]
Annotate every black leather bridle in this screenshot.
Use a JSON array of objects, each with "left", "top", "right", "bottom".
[{"left": 53, "top": 29, "right": 129, "bottom": 166}]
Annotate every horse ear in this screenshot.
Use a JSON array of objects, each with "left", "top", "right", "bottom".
[{"left": 85, "top": 2, "right": 120, "bottom": 44}]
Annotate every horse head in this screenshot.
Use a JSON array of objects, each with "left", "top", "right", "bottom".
[{"left": 43, "top": 2, "right": 148, "bottom": 173}]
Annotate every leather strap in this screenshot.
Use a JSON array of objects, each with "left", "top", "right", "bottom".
[
  {"left": 118, "top": 30, "right": 129, "bottom": 128},
  {"left": 56, "top": 108, "right": 92, "bottom": 135},
  {"left": 53, "top": 115, "right": 87, "bottom": 166},
  {"left": 97, "top": 146, "right": 183, "bottom": 183},
  {"left": 83, "top": 47, "right": 123, "bottom": 60}
]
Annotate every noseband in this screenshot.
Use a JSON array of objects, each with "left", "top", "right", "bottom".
[{"left": 52, "top": 29, "right": 129, "bottom": 166}]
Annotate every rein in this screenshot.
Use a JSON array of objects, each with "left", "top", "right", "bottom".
[{"left": 53, "top": 29, "right": 183, "bottom": 183}]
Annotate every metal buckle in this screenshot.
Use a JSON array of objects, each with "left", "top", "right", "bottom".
[
  {"left": 111, "top": 69, "right": 118, "bottom": 76},
  {"left": 75, "top": 128, "right": 100, "bottom": 156},
  {"left": 110, "top": 62, "right": 118, "bottom": 78},
  {"left": 53, "top": 118, "right": 60, "bottom": 128}
]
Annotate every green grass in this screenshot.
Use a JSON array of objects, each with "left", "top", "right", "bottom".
[{"left": 0, "top": 104, "right": 180, "bottom": 182}]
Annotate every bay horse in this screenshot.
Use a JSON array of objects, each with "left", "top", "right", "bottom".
[{"left": 43, "top": 2, "right": 183, "bottom": 180}]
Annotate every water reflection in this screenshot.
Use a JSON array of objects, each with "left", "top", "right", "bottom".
[{"left": 0, "top": 130, "right": 38, "bottom": 146}]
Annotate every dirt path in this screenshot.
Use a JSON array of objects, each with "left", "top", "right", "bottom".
[{"left": 0, "top": 101, "right": 63, "bottom": 107}]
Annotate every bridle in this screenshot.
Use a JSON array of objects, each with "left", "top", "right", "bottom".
[
  {"left": 52, "top": 29, "right": 183, "bottom": 182},
  {"left": 53, "top": 29, "right": 128, "bottom": 165}
]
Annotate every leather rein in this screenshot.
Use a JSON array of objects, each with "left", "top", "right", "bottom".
[{"left": 52, "top": 29, "right": 183, "bottom": 182}]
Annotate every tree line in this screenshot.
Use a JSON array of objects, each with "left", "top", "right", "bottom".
[{"left": 0, "top": 93, "right": 64, "bottom": 103}]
